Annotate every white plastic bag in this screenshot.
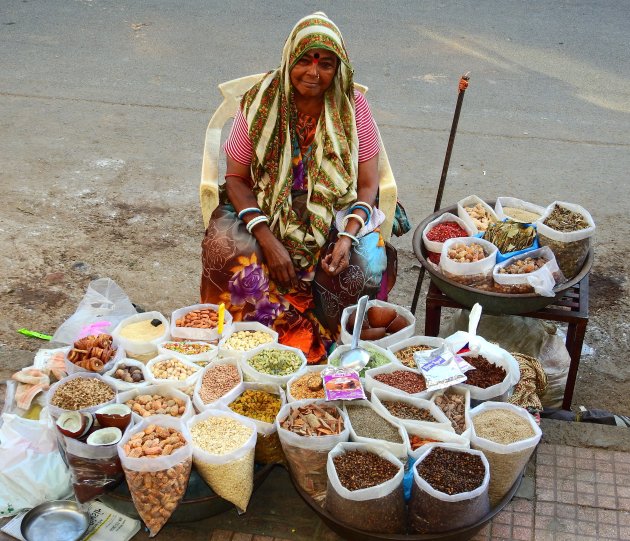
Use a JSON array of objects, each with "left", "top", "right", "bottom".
[
  {"left": 344, "top": 400, "right": 409, "bottom": 460},
  {"left": 422, "top": 212, "right": 474, "bottom": 262},
  {"left": 495, "top": 197, "right": 545, "bottom": 223},
  {"left": 370, "top": 387, "right": 453, "bottom": 432},
  {"left": 364, "top": 363, "right": 432, "bottom": 400},
  {"left": 117, "top": 384, "right": 194, "bottom": 423},
  {"left": 146, "top": 354, "right": 202, "bottom": 389},
  {"left": 439, "top": 237, "right": 498, "bottom": 286},
  {"left": 328, "top": 340, "right": 401, "bottom": 379},
  {"left": 157, "top": 340, "right": 218, "bottom": 365},
  {"left": 285, "top": 365, "right": 327, "bottom": 402},
  {"left": 170, "top": 303, "right": 233, "bottom": 342},
  {"left": 52, "top": 278, "right": 137, "bottom": 345},
  {"left": 430, "top": 386, "right": 473, "bottom": 438},
  {"left": 46, "top": 372, "right": 116, "bottom": 424},
  {"left": 457, "top": 195, "right": 499, "bottom": 233},
  {"left": 406, "top": 424, "right": 470, "bottom": 460},
  {"left": 326, "top": 442, "right": 406, "bottom": 534},
  {"left": 218, "top": 322, "right": 278, "bottom": 360},
  {"left": 493, "top": 246, "right": 562, "bottom": 297},
  {"left": 64, "top": 337, "right": 125, "bottom": 376},
  {"left": 187, "top": 409, "right": 257, "bottom": 512},
  {"left": 470, "top": 402, "right": 542, "bottom": 505},
  {"left": 339, "top": 300, "right": 416, "bottom": 349},
  {"left": 102, "top": 358, "right": 151, "bottom": 392},
  {"left": 276, "top": 400, "right": 350, "bottom": 502},
  {"left": 240, "top": 344, "right": 306, "bottom": 387},
  {"left": 387, "top": 335, "right": 445, "bottom": 369},
  {"left": 0, "top": 413, "right": 73, "bottom": 516},
  {"left": 112, "top": 311, "right": 170, "bottom": 357},
  {"left": 117, "top": 416, "right": 192, "bottom": 537},
  {"left": 409, "top": 443, "right": 490, "bottom": 533},
  {"left": 192, "top": 359, "right": 243, "bottom": 411},
  {"left": 535, "top": 201, "right": 595, "bottom": 279}
]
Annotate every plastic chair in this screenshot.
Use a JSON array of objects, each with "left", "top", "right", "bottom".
[{"left": 200, "top": 73, "right": 397, "bottom": 241}]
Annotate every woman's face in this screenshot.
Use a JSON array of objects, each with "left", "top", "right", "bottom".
[{"left": 290, "top": 48, "right": 339, "bottom": 99}]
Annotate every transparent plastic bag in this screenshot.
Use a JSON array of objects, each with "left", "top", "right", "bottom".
[
  {"left": 117, "top": 416, "right": 192, "bottom": 537},
  {"left": 187, "top": 409, "right": 256, "bottom": 512},
  {"left": 493, "top": 246, "right": 564, "bottom": 297},
  {"left": 326, "top": 442, "right": 405, "bottom": 534},
  {"left": 276, "top": 400, "right": 350, "bottom": 502},
  {"left": 409, "top": 443, "right": 490, "bottom": 533},
  {"left": 470, "top": 402, "right": 541, "bottom": 505},
  {"left": 439, "top": 237, "right": 498, "bottom": 287}
]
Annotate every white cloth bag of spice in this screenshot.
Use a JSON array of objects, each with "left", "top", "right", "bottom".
[
  {"left": 117, "top": 416, "right": 192, "bottom": 537},
  {"left": 495, "top": 197, "right": 545, "bottom": 223},
  {"left": 422, "top": 212, "right": 475, "bottom": 262},
  {"left": 275, "top": 400, "right": 350, "bottom": 503},
  {"left": 364, "top": 363, "right": 432, "bottom": 400},
  {"left": 458, "top": 339, "right": 520, "bottom": 403},
  {"left": 387, "top": 336, "right": 445, "bottom": 369},
  {"left": 534, "top": 201, "right": 595, "bottom": 279},
  {"left": 145, "top": 354, "right": 202, "bottom": 389},
  {"left": 170, "top": 303, "right": 233, "bottom": 342},
  {"left": 470, "top": 402, "right": 541, "bottom": 505},
  {"left": 218, "top": 322, "right": 278, "bottom": 361},
  {"left": 326, "top": 442, "right": 406, "bottom": 534},
  {"left": 492, "top": 246, "right": 563, "bottom": 297},
  {"left": 344, "top": 400, "right": 409, "bottom": 461},
  {"left": 409, "top": 443, "right": 490, "bottom": 533},
  {"left": 112, "top": 311, "right": 170, "bottom": 358},
  {"left": 218, "top": 382, "right": 286, "bottom": 465},
  {"left": 46, "top": 373, "right": 117, "bottom": 425},
  {"left": 117, "top": 384, "right": 194, "bottom": 424},
  {"left": 240, "top": 344, "right": 307, "bottom": 387},
  {"left": 430, "top": 386, "right": 473, "bottom": 440},
  {"left": 102, "top": 358, "right": 151, "bottom": 392},
  {"left": 285, "top": 366, "right": 327, "bottom": 402},
  {"left": 193, "top": 358, "right": 243, "bottom": 412},
  {"left": 157, "top": 340, "right": 218, "bottom": 364},
  {"left": 457, "top": 195, "right": 499, "bottom": 234},
  {"left": 187, "top": 408, "right": 257, "bottom": 512},
  {"left": 370, "top": 387, "right": 453, "bottom": 432},
  {"left": 439, "top": 237, "right": 498, "bottom": 286},
  {"left": 406, "top": 425, "right": 469, "bottom": 461}
]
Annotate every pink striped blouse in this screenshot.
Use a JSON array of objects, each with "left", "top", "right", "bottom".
[{"left": 224, "top": 89, "right": 380, "bottom": 165}]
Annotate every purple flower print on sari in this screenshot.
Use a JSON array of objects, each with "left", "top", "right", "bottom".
[
  {"left": 228, "top": 263, "right": 269, "bottom": 306},
  {"left": 245, "top": 297, "right": 284, "bottom": 327}
]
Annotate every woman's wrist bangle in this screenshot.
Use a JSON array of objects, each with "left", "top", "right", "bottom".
[
  {"left": 246, "top": 215, "right": 269, "bottom": 234},
  {"left": 238, "top": 207, "right": 263, "bottom": 220},
  {"left": 353, "top": 201, "right": 373, "bottom": 214},
  {"left": 342, "top": 213, "right": 365, "bottom": 230},
  {"left": 337, "top": 231, "right": 359, "bottom": 246},
  {"left": 350, "top": 204, "right": 372, "bottom": 223}
]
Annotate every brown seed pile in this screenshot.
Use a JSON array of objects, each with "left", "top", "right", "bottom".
[
  {"left": 473, "top": 409, "right": 535, "bottom": 444},
  {"left": 50, "top": 377, "right": 115, "bottom": 410},
  {"left": 382, "top": 400, "right": 435, "bottom": 422},
  {"left": 417, "top": 447, "right": 485, "bottom": 494},
  {"left": 394, "top": 345, "right": 434, "bottom": 368},
  {"left": 126, "top": 394, "right": 187, "bottom": 417},
  {"left": 345, "top": 405, "right": 402, "bottom": 443},
  {"left": 433, "top": 390, "right": 467, "bottom": 434},
  {"left": 112, "top": 364, "right": 145, "bottom": 383},
  {"left": 123, "top": 425, "right": 187, "bottom": 458},
  {"left": 289, "top": 373, "right": 325, "bottom": 399},
  {"left": 463, "top": 355, "right": 506, "bottom": 388},
  {"left": 198, "top": 364, "right": 241, "bottom": 404},
  {"left": 373, "top": 370, "right": 427, "bottom": 393},
  {"left": 333, "top": 450, "right": 399, "bottom": 490},
  {"left": 176, "top": 309, "right": 218, "bottom": 328}
]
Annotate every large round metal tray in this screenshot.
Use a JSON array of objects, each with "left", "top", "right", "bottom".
[
  {"left": 99, "top": 463, "right": 274, "bottom": 523},
  {"left": 291, "top": 470, "right": 523, "bottom": 541},
  {"left": 412, "top": 204, "right": 593, "bottom": 314}
]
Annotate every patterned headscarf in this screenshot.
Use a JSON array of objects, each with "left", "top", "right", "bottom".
[{"left": 241, "top": 12, "right": 359, "bottom": 269}]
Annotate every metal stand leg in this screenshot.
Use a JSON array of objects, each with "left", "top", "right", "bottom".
[
  {"left": 562, "top": 320, "right": 588, "bottom": 410},
  {"left": 410, "top": 267, "right": 426, "bottom": 315},
  {"left": 425, "top": 298, "right": 442, "bottom": 337}
]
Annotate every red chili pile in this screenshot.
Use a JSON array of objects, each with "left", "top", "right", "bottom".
[
  {"left": 464, "top": 355, "right": 507, "bottom": 388},
  {"left": 426, "top": 222, "right": 468, "bottom": 243}
]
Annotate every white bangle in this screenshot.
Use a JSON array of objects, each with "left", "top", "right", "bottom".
[
  {"left": 246, "top": 215, "right": 269, "bottom": 234},
  {"left": 337, "top": 231, "right": 359, "bottom": 246},
  {"left": 342, "top": 213, "right": 365, "bottom": 230}
]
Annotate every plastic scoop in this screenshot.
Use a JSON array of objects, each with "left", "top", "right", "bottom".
[
  {"left": 339, "top": 295, "right": 370, "bottom": 371},
  {"left": 467, "top": 303, "right": 482, "bottom": 353}
]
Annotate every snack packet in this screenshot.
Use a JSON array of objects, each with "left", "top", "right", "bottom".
[{"left": 321, "top": 368, "right": 366, "bottom": 401}]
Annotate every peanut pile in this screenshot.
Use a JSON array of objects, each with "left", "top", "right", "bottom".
[
  {"left": 176, "top": 308, "right": 218, "bottom": 328},
  {"left": 198, "top": 364, "right": 241, "bottom": 404},
  {"left": 151, "top": 358, "right": 198, "bottom": 380},
  {"left": 122, "top": 425, "right": 186, "bottom": 458},
  {"left": 125, "top": 394, "right": 187, "bottom": 417}
]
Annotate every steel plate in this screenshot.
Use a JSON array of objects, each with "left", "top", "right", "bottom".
[
  {"left": 21, "top": 500, "right": 90, "bottom": 541},
  {"left": 412, "top": 203, "right": 593, "bottom": 314}
]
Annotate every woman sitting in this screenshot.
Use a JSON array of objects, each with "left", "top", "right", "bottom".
[{"left": 201, "top": 12, "right": 401, "bottom": 363}]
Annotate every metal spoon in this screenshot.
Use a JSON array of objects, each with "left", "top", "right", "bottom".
[{"left": 339, "top": 295, "right": 371, "bottom": 371}]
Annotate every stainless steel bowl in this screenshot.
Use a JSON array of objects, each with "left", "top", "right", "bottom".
[{"left": 21, "top": 500, "right": 90, "bottom": 541}]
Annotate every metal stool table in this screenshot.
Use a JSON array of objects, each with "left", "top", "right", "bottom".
[{"left": 423, "top": 277, "right": 589, "bottom": 410}]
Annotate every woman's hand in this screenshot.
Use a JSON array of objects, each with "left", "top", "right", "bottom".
[
  {"left": 257, "top": 230, "right": 298, "bottom": 288},
  {"left": 321, "top": 237, "right": 352, "bottom": 276}
]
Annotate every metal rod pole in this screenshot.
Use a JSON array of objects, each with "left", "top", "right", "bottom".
[{"left": 410, "top": 74, "right": 470, "bottom": 315}]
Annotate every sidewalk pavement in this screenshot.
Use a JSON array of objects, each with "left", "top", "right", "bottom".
[{"left": 120, "top": 419, "right": 630, "bottom": 541}]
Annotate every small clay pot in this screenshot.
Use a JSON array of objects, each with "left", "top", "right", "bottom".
[
  {"left": 387, "top": 314, "right": 409, "bottom": 334},
  {"left": 346, "top": 310, "right": 370, "bottom": 334},
  {"left": 367, "top": 306, "right": 397, "bottom": 329},
  {"left": 360, "top": 327, "right": 387, "bottom": 340},
  {"left": 95, "top": 404, "right": 132, "bottom": 430}
]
